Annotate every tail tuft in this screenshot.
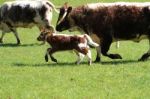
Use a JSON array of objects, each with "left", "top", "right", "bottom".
[
  {"left": 143, "top": 7, "right": 150, "bottom": 18},
  {"left": 84, "top": 34, "right": 99, "bottom": 47}
]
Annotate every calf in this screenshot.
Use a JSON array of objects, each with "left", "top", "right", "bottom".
[
  {"left": 56, "top": 2, "right": 150, "bottom": 62},
  {"left": 0, "top": 0, "right": 58, "bottom": 44},
  {"left": 37, "top": 27, "right": 99, "bottom": 65}
]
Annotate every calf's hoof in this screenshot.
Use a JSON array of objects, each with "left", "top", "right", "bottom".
[
  {"left": 45, "top": 55, "right": 48, "bottom": 62},
  {"left": 75, "top": 61, "right": 80, "bottom": 65},
  {"left": 40, "top": 41, "right": 45, "bottom": 45},
  {"left": 88, "top": 60, "right": 92, "bottom": 65}
]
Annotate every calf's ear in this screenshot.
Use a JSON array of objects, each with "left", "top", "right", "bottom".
[{"left": 64, "top": 2, "right": 68, "bottom": 9}]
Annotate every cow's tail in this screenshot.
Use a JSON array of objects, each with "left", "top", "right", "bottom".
[
  {"left": 84, "top": 34, "right": 99, "bottom": 47},
  {"left": 46, "top": 1, "right": 59, "bottom": 13},
  {"left": 143, "top": 6, "right": 150, "bottom": 19}
]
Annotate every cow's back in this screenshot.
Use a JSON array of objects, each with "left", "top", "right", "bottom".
[
  {"left": 0, "top": 0, "right": 50, "bottom": 27},
  {"left": 82, "top": 3, "right": 150, "bottom": 40},
  {"left": 110, "top": 5, "right": 149, "bottom": 40}
]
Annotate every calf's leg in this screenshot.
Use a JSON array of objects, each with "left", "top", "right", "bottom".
[
  {"left": 45, "top": 48, "right": 50, "bottom": 62},
  {"left": 76, "top": 52, "right": 85, "bottom": 65},
  {"left": 75, "top": 47, "right": 89, "bottom": 65},
  {"left": 86, "top": 49, "right": 92, "bottom": 65},
  {"left": 46, "top": 48, "right": 58, "bottom": 63}
]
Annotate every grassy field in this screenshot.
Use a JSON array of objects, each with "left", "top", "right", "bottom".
[{"left": 0, "top": 0, "right": 150, "bottom": 99}]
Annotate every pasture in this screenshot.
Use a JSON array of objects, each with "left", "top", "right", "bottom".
[{"left": 0, "top": 0, "right": 150, "bottom": 99}]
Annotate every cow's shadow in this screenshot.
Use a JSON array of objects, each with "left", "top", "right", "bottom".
[
  {"left": 101, "top": 59, "right": 142, "bottom": 65},
  {"left": 0, "top": 43, "right": 40, "bottom": 47},
  {"left": 13, "top": 59, "right": 142, "bottom": 67}
]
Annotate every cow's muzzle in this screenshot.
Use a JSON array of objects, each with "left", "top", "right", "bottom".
[
  {"left": 37, "top": 37, "right": 42, "bottom": 41},
  {"left": 56, "top": 25, "right": 63, "bottom": 32}
]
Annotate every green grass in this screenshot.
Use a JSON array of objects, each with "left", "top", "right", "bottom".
[{"left": 0, "top": 0, "right": 150, "bottom": 99}]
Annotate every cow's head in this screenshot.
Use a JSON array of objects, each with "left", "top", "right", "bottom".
[{"left": 56, "top": 3, "right": 73, "bottom": 32}]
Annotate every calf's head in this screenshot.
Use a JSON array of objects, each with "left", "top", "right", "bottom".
[
  {"left": 56, "top": 3, "right": 73, "bottom": 32},
  {"left": 37, "top": 27, "right": 54, "bottom": 41},
  {"left": 37, "top": 30, "right": 49, "bottom": 41}
]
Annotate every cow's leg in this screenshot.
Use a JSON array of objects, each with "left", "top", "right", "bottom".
[
  {"left": 139, "top": 39, "right": 150, "bottom": 61},
  {"left": 11, "top": 29, "right": 20, "bottom": 44},
  {"left": 89, "top": 33, "right": 101, "bottom": 62},
  {"left": 47, "top": 48, "right": 58, "bottom": 63},
  {"left": 0, "top": 32, "right": 6, "bottom": 43},
  {"left": 101, "top": 35, "right": 122, "bottom": 59},
  {"left": 116, "top": 41, "right": 120, "bottom": 48},
  {"left": 95, "top": 47, "right": 101, "bottom": 62}
]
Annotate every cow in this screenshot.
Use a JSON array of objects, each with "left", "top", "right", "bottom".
[
  {"left": 56, "top": 2, "right": 150, "bottom": 62},
  {"left": 0, "top": 0, "right": 58, "bottom": 44},
  {"left": 37, "top": 26, "right": 99, "bottom": 65}
]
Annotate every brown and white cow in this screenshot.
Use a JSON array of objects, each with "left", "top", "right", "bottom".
[
  {"left": 0, "top": 0, "right": 58, "bottom": 44},
  {"left": 56, "top": 2, "right": 150, "bottom": 62},
  {"left": 37, "top": 27, "right": 99, "bottom": 65}
]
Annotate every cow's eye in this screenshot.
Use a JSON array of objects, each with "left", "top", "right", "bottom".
[{"left": 41, "top": 33, "right": 44, "bottom": 36}]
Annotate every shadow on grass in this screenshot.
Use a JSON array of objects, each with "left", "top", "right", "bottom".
[
  {"left": 12, "top": 62, "right": 89, "bottom": 67},
  {"left": 0, "top": 43, "right": 41, "bottom": 47},
  {"left": 12, "top": 60, "right": 143, "bottom": 67},
  {"left": 101, "top": 59, "right": 141, "bottom": 65}
]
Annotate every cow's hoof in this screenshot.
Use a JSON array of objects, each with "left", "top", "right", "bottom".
[
  {"left": 138, "top": 58, "right": 146, "bottom": 61},
  {"left": 17, "top": 41, "right": 21, "bottom": 45},
  {"left": 0, "top": 39, "right": 3, "bottom": 43},
  {"left": 51, "top": 58, "right": 57, "bottom": 63},
  {"left": 94, "top": 57, "right": 101, "bottom": 63},
  {"left": 109, "top": 54, "right": 122, "bottom": 59},
  {"left": 138, "top": 54, "right": 149, "bottom": 61},
  {"left": 138, "top": 58, "right": 147, "bottom": 61},
  {"left": 45, "top": 55, "right": 48, "bottom": 62},
  {"left": 115, "top": 54, "right": 122, "bottom": 59}
]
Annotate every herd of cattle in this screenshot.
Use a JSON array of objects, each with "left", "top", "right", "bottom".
[{"left": 0, "top": 0, "right": 150, "bottom": 65}]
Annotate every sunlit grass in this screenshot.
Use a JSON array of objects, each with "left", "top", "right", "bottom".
[{"left": 0, "top": 0, "right": 150, "bottom": 99}]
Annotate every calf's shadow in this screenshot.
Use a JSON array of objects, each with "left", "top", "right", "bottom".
[{"left": 0, "top": 43, "right": 40, "bottom": 47}]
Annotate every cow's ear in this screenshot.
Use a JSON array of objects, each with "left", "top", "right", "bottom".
[{"left": 67, "top": 7, "right": 72, "bottom": 13}]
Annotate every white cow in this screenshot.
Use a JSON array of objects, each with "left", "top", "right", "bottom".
[{"left": 0, "top": 0, "right": 58, "bottom": 44}]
